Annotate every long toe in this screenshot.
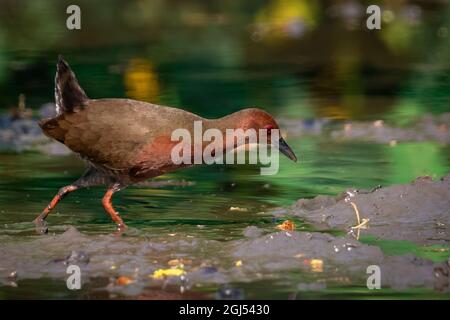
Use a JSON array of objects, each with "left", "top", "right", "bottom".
[{"left": 34, "top": 218, "right": 49, "bottom": 235}]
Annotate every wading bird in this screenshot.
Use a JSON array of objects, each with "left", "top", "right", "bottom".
[{"left": 35, "top": 56, "right": 297, "bottom": 233}]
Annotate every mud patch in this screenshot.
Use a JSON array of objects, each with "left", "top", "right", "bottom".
[
  {"left": 1, "top": 222, "right": 449, "bottom": 297},
  {"left": 285, "top": 174, "right": 450, "bottom": 245},
  {"left": 330, "top": 114, "right": 450, "bottom": 144}
]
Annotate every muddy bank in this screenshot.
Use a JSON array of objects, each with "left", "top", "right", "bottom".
[
  {"left": 280, "top": 113, "right": 450, "bottom": 144},
  {"left": 234, "top": 231, "right": 449, "bottom": 292},
  {"left": 280, "top": 174, "right": 450, "bottom": 245},
  {"left": 330, "top": 114, "right": 450, "bottom": 144},
  {"left": 1, "top": 221, "right": 449, "bottom": 297},
  {"left": 0, "top": 103, "right": 70, "bottom": 154}
]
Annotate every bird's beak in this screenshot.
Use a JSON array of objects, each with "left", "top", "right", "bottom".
[{"left": 277, "top": 137, "right": 298, "bottom": 162}]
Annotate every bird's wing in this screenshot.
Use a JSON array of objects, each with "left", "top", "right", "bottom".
[{"left": 41, "top": 99, "right": 201, "bottom": 170}]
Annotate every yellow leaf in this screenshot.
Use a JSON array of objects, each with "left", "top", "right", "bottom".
[
  {"left": 151, "top": 268, "right": 186, "bottom": 279},
  {"left": 305, "top": 259, "right": 324, "bottom": 273}
]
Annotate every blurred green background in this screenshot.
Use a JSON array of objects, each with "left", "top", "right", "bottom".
[{"left": 0, "top": 0, "right": 449, "bottom": 119}]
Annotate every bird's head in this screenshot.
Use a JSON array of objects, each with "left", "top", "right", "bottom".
[{"left": 234, "top": 108, "right": 298, "bottom": 162}]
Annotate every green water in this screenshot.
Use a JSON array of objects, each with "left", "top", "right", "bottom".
[
  {"left": 0, "top": 139, "right": 449, "bottom": 299},
  {"left": 1, "top": 139, "right": 448, "bottom": 233},
  {"left": 0, "top": 0, "right": 450, "bottom": 299}
]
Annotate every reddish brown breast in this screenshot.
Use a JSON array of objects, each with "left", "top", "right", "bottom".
[{"left": 128, "top": 135, "right": 191, "bottom": 181}]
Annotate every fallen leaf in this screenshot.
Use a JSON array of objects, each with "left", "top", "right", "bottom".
[
  {"left": 151, "top": 268, "right": 186, "bottom": 279},
  {"left": 276, "top": 220, "right": 295, "bottom": 231},
  {"left": 304, "top": 259, "right": 324, "bottom": 273},
  {"left": 116, "top": 276, "right": 134, "bottom": 285}
]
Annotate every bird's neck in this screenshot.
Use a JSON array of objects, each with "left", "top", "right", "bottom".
[
  {"left": 204, "top": 111, "right": 250, "bottom": 133},
  {"left": 201, "top": 112, "right": 257, "bottom": 156}
]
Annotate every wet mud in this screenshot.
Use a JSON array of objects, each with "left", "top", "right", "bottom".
[
  {"left": 329, "top": 114, "right": 450, "bottom": 144},
  {"left": 280, "top": 113, "right": 450, "bottom": 144},
  {"left": 284, "top": 174, "right": 450, "bottom": 245}
]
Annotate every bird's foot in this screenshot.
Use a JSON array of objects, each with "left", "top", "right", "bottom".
[
  {"left": 34, "top": 218, "right": 48, "bottom": 235},
  {"left": 117, "top": 222, "right": 128, "bottom": 232},
  {"left": 112, "top": 223, "right": 128, "bottom": 236}
]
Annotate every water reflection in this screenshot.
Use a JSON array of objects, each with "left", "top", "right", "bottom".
[
  {"left": 124, "top": 58, "right": 160, "bottom": 102},
  {"left": 0, "top": 1, "right": 449, "bottom": 120}
]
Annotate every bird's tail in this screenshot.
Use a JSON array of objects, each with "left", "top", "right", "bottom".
[{"left": 54, "top": 55, "right": 88, "bottom": 115}]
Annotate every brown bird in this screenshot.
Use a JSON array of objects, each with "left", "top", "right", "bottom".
[{"left": 34, "top": 56, "right": 297, "bottom": 233}]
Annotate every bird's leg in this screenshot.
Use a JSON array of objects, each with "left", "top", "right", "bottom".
[
  {"left": 102, "top": 183, "right": 127, "bottom": 231},
  {"left": 34, "top": 167, "right": 103, "bottom": 234},
  {"left": 34, "top": 185, "right": 78, "bottom": 234},
  {"left": 36, "top": 185, "right": 78, "bottom": 222}
]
